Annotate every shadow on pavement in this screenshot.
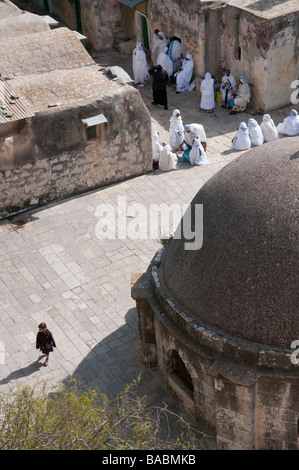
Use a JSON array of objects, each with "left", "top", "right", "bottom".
[{"left": 61, "top": 307, "right": 217, "bottom": 448}]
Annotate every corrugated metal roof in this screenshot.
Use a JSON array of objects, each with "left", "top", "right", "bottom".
[
  {"left": 81, "top": 114, "right": 107, "bottom": 127},
  {"left": 0, "top": 78, "right": 34, "bottom": 124}
]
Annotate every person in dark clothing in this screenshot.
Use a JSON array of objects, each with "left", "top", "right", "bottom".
[
  {"left": 36, "top": 322, "right": 56, "bottom": 367},
  {"left": 148, "top": 64, "right": 169, "bottom": 110}
]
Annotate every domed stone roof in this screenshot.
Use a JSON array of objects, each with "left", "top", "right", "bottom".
[{"left": 161, "top": 137, "right": 299, "bottom": 349}]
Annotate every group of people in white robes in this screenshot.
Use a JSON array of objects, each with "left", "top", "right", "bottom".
[
  {"left": 152, "top": 109, "right": 209, "bottom": 170},
  {"left": 182, "top": 123, "right": 208, "bottom": 165},
  {"left": 232, "top": 116, "right": 275, "bottom": 150},
  {"left": 231, "top": 109, "right": 299, "bottom": 151},
  {"left": 152, "top": 131, "right": 178, "bottom": 172}
]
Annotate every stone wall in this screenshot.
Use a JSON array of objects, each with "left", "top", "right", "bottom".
[
  {"left": 0, "top": 84, "right": 152, "bottom": 218},
  {"left": 219, "top": 6, "right": 299, "bottom": 111},
  {"left": 148, "top": 0, "right": 206, "bottom": 77}
]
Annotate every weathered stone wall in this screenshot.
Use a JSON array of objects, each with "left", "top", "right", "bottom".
[
  {"left": 148, "top": 0, "right": 206, "bottom": 76},
  {"left": 219, "top": 6, "right": 299, "bottom": 111},
  {"left": 51, "top": 0, "right": 76, "bottom": 30},
  {"left": 0, "top": 85, "right": 152, "bottom": 218},
  {"left": 51, "top": 0, "right": 124, "bottom": 51}
]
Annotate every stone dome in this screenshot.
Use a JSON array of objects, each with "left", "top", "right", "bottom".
[{"left": 161, "top": 136, "right": 299, "bottom": 350}]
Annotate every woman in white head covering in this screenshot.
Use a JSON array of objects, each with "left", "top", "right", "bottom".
[
  {"left": 277, "top": 109, "right": 299, "bottom": 136},
  {"left": 230, "top": 76, "right": 251, "bottom": 114},
  {"left": 132, "top": 42, "right": 149, "bottom": 86},
  {"left": 200, "top": 72, "right": 215, "bottom": 112},
  {"left": 175, "top": 53, "right": 194, "bottom": 93},
  {"left": 169, "top": 109, "right": 184, "bottom": 150},
  {"left": 189, "top": 138, "right": 208, "bottom": 166},
  {"left": 169, "top": 37, "right": 183, "bottom": 74},
  {"left": 260, "top": 114, "right": 279, "bottom": 142},
  {"left": 151, "top": 31, "right": 169, "bottom": 65},
  {"left": 248, "top": 118, "right": 264, "bottom": 146},
  {"left": 152, "top": 131, "right": 163, "bottom": 163},
  {"left": 159, "top": 144, "right": 178, "bottom": 171},
  {"left": 156, "top": 46, "right": 173, "bottom": 77},
  {"left": 231, "top": 122, "right": 251, "bottom": 150}
]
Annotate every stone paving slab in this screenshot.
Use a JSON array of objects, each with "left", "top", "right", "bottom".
[{"left": 0, "top": 33, "right": 298, "bottom": 448}]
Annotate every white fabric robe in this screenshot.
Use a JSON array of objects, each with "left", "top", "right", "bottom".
[
  {"left": 221, "top": 73, "right": 236, "bottom": 104},
  {"left": 277, "top": 110, "right": 299, "bottom": 136},
  {"left": 132, "top": 44, "right": 149, "bottom": 85},
  {"left": 184, "top": 123, "right": 207, "bottom": 147},
  {"left": 260, "top": 114, "right": 279, "bottom": 142},
  {"left": 233, "top": 81, "right": 251, "bottom": 108},
  {"left": 151, "top": 33, "right": 169, "bottom": 65},
  {"left": 231, "top": 123, "right": 251, "bottom": 150},
  {"left": 152, "top": 132, "right": 163, "bottom": 162},
  {"left": 169, "top": 109, "right": 184, "bottom": 149},
  {"left": 159, "top": 145, "right": 178, "bottom": 171},
  {"left": 176, "top": 57, "right": 194, "bottom": 92},
  {"left": 200, "top": 73, "right": 215, "bottom": 110},
  {"left": 169, "top": 40, "right": 183, "bottom": 74},
  {"left": 189, "top": 139, "right": 208, "bottom": 166},
  {"left": 156, "top": 48, "right": 173, "bottom": 77},
  {"left": 248, "top": 118, "right": 264, "bottom": 146}
]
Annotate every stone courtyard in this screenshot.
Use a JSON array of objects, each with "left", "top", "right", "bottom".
[{"left": 1, "top": 1, "right": 298, "bottom": 449}]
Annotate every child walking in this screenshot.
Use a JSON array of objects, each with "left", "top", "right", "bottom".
[{"left": 36, "top": 323, "right": 56, "bottom": 367}]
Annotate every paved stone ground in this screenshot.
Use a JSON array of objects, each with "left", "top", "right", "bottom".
[{"left": 2, "top": 1, "right": 298, "bottom": 449}]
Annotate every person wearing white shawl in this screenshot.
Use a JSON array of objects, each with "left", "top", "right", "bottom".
[
  {"left": 189, "top": 139, "right": 208, "bottom": 166},
  {"left": 260, "top": 114, "right": 279, "bottom": 142},
  {"left": 151, "top": 29, "right": 160, "bottom": 65},
  {"left": 175, "top": 54, "right": 194, "bottom": 93},
  {"left": 184, "top": 123, "right": 207, "bottom": 148},
  {"left": 151, "top": 32, "right": 169, "bottom": 65},
  {"left": 248, "top": 118, "right": 264, "bottom": 146},
  {"left": 152, "top": 131, "right": 163, "bottom": 163},
  {"left": 230, "top": 76, "right": 251, "bottom": 114},
  {"left": 182, "top": 123, "right": 207, "bottom": 162},
  {"left": 169, "top": 38, "right": 183, "bottom": 74},
  {"left": 231, "top": 122, "right": 251, "bottom": 150},
  {"left": 169, "top": 109, "right": 184, "bottom": 150},
  {"left": 200, "top": 72, "right": 215, "bottom": 112},
  {"left": 132, "top": 42, "right": 149, "bottom": 86},
  {"left": 159, "top": 145, "right": 178, "bottom": 171},
  {"left": 221, "top": 69, "right": 236, "bottom": 108},
  {"left": 277, "top": 109, "right": 299, "bottom": 136},
  {"left": 156, "top": 47, "right": 173, "bottom": 78}
]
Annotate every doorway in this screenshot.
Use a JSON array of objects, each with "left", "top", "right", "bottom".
[
  {"left": 74, "top": 0, "right": 82, "bottom": 33},
  {"left": 136, "top": 11, "right": 149, "bottom": 50}
]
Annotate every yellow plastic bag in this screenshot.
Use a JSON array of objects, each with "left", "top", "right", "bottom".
[{"left": 216, "top": 90, "right": 222, "bottom": 107}]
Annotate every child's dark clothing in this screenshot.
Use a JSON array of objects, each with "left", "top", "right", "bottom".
[{"left": 36, "top": 329, "right": 56, "bottom": 355}]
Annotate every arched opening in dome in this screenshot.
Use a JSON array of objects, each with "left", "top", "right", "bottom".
[{"left": 168, "top": 350, "right": 194, "bottom": 399}]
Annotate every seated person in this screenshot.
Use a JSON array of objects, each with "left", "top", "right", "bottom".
[
  {"left": 248, "top": 118, "right": 264, "bottom": 146},
  {"left": 229, "top": 76, "right": 251, "bottom": 115},
  {"left": 189, "top": 139, "right": 208, "bottom": 166},
  {"left": 277, "top": 109, "right": 299, "bottom": 136},
  {"left": 181, "top": 123, "right": 207, "bottom": 162},
  {"left": 175, "top": 54, "right": 194, "bottom": 93},
  {"left": 231, "top": 122, "right": 251, "bottom": 150}
]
